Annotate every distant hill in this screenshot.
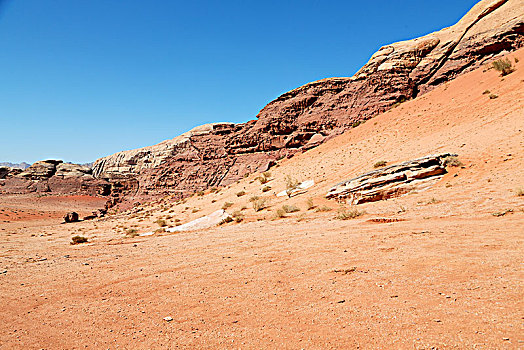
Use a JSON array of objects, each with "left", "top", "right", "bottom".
[{"left": 0, "top": 162, "right": 30, "bottom": 169}]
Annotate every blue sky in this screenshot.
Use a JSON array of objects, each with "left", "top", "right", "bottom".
[{"left": 0, "top": 0, "right": 479, "bottom": 164}]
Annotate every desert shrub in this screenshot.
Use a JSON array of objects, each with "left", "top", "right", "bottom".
[
  {"left": 262, "top": 185, "right": 271, "bottom": 192},
  {"left": 274, "top": 208, "right": 286, "bottom": 219},
  {"left": 252, "top": 197, "right": 267, "bottom": 212},
  {"left": 218, "top": 216, "right": 234, "bottom": 225},
  {"left": 285, "top": 176, "right": 300, "bottom": 197},
  {"left": 285, "top": 175, "right": 300, "bottom": 189},
  {"left": 489, "top": 94, "right": 498, "bottom": 99},
  {"left": 282, "top": 204, "right": 300, "bottom": 213},
  {"left": 232, "top": 211, "right": 244, "bottom": 222},
  {"left": 442, "top": 156, "right": 463, "bottom": 167},
  {"left": 191, "top": 208, "right": 199, "bottom": 213},
  {"left": 249, "top": 195, "right": 259, "bottom": 202},
  {"left": 315, "top": 206, "right": 333, "bottom": 212},
  {"left": 335, "top": 207, "right": 365, "bottom": 220},
  {"left": 306, "top": 198, "right": 315, "bottom": 210},
  {"left": 155, "top": 219, "right": 167, "bottom": 227},
  {"left": 222, "top": 202, "right": 233, "bottom": 210},
  {"left": 374, "top": 160, "right": 387, "bottom": 168},
  {"left": 209, "top": 187, "right": 219, "bottom": 193},
  {"left": 426, "top": 197, "right": 440, "bottom": 204},
  {"left": 71, "top": 236, "right": 88, "bottom": 245},
  {"left": 516, "top": 188, "right": 524, "bottom": 197},
  {"left": 125, "top": 228, "right": 139, "bottom": 237},
  {"left": 236, "top": 190, "right": 246, "bottom": 197},
  {"left": 257, "top": 172, "right": 271, "bottom": 184},
  {"left": 196, "top": 191, "right": 204, "bottom": 196},
  {"left": 492, "top": 58, "right": 514, "bottom": 76},
  {"left": 482, "top": 90, "right": 491, "bottom": 95},
  {"left": 351, "top": 120, "right": 362, "bottom": 128},
  {"left": 155, "top": 228, "right": 165, "bottom": 234}
]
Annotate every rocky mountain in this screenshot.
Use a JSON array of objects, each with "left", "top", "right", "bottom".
[
  {"left": 0, "top": 162, "right": 30, "bottom": 169},
  {"left": 90, "top": 0, "right": 523, "bottom": 207},
  {"left": 4, "top": 0, "right": 522, "bottom": 207},
  {"left": 0, "top": 160, "right": 110, "bottom": 198}
]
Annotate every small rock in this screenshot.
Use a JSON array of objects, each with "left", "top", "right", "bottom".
[
  {"left": 0, "top": 270, "right": 7, "bottom": 274},
  {"left": 502, "top": 337, "right": 509, "bottom": 341},
  {"left": 64, "top": 212, "right": 79, "bottom": 223},
  {"left": 163, "top": 316, "right": 173, "bottom": 322}
]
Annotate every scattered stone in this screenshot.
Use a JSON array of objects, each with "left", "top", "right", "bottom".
[{"left": 163, "top": 316, "right": 173, "bottom": 322}]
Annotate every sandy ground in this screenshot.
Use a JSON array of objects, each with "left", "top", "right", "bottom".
[{"left": 0, "top": 50, "right": 523, "bottom": 349}]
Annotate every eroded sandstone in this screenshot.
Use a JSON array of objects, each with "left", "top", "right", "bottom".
[
  {"left": 88, "top": 0, "right": 524, "bottom": 206},
  {"left": 325, "top": 154, "right": 456, "bottom": 204}
]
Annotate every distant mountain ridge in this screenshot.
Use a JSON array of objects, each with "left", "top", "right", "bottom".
[{"left": 0, "top": 162, "right": 30, "bottom": 169}]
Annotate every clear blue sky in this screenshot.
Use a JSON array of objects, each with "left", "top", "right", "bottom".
[{"left": 0, "top": 0, "right": 479, "bottom": 164}]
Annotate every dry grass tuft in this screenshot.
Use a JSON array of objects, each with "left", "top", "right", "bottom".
[
  {"left": 222, "top": 202, "right": 233, "bottom": 210},
  {"left": 252, "top": 197, "right": 267, "bottom": 212},
  {"left": 282, "top": 204, "right": 300, "bottom": 213},
  {"left": 442, "top": 156, "right": 463, "bottom": 167},
  {"left": 335, "top": 207, "right": 365, "bottom": 220},
  {"left": 373, "top": 160, "right": 387, "bottom": 168},
  {"left": 155, "top": 219, "right": 167, "bottom": 227},
  {"left": 306, "top": 198, "right": 315, "bottom": 210},
  {"left": 315, "top": 205, "right": 333, "bottom": 212},
  {"left": 492, "top": 58, "right": 514, "bottom": 76}
]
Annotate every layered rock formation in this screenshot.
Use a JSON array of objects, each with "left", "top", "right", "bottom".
[
  {"left": 325, "top": 154, "right": 455, "bottom": 204},
  {"left": 0, "top": 160, "right": 110, "bottom": 197},
  {"left": 91, "top": 0, "right": 523, "bottom": 205}
]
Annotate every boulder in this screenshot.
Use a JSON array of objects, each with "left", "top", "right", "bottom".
[
  {"left": 0, "top": 167, "right": 9, "bottom": 179},
  {"left": 64, "top": 212, "right": 79, "bottom": 223},
  {"left": 326, "top": 154, "right": 455, "bottom": 204}
]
